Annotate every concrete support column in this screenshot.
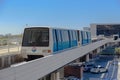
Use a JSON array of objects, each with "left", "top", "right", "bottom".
[
  {"left": 2, "top": 57, "right": 4, "bottom": 68},
  {"left": 80, "top": 67, "right": 83, "bottom": 80},
  {"left": 97, "top": 48, "right": 101, "bottom": 53},
  {"left": 56, "top": 68, "right": 64, "bottom": 80},
  {"left": 51, "top": 68, "right": 64, "bottom": 80},
  {"left": 0, "top": 57, "right": 2, "bottom": 68},
  {"left": 85, "top": 54, "right": 89, "bottom": 62},
  {"left": 56, "top": 71, "right": 60, "bottom": 80},
  {"left": 51, "top": 73, "right": 56, "bottom": 80},
  {"left": 59, "top": 68, "right": 64, "bottom": 80},
  {"left": 8, "top": 56, "right": 11, "bottom": 66}
]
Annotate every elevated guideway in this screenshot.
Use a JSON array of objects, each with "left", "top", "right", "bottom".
[{"left": 0, "top": 39, "right": 119, "bottom": 80}]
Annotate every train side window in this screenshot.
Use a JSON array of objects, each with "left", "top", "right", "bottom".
[
  {"left": 70, "top": 30, "right": 73, "bottom": 40},
  {"left": 75, "top": 31, "right": 78, "bottom": 40},
  {"left": 56, "top": 30, "right": 62, "bottom": 42},
  {"left": 66, "top": 30, "right": 69, "bottom": 41},
  {"left": 79, "top": 31, "right": 82, "bottom": 41},
  {"left": 86, "top": 32, "right": 89, "bottom": 39},
  {"left": 60, "top": 30, "right": 63, "bottom": 42},
  {"left": 61, "top": 30, "right": 69, "bottom": 42},
  {"left": 53, "top": 29, "right": 57, "bottom": 43},
  {"left": 61, "top": 30, "right": 64, "bottom": 42},
  {"left": 84, "top": 31, "right": 87, "bottom": 40},
  {"left": 63, "top": 30, "right": 66, "bottom": 41},
  {"left": 72, "top": 31, "right": 76, "bottom": 40},
  {"left": 81, "top": 31, "right": 84, "bottom": 39}
]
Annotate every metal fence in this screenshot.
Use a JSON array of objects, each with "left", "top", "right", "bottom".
[
  {"left": 0, "top": 36, "right": 23, "bottom": 69},
  {"left": 0, "top": 36, "right": 22, "bottom": 55}
]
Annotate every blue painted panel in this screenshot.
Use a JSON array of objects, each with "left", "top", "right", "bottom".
[
  {"left": 53, "top": 43, "right": 57, "bottom": 52},
  {"left": 62, "top": 41, "right": 70, "bottom": 49},
  {"left": 71, "top": 40, "right": 77, "bottom": 47},
  {"left": 82, "top": 39, "right": 88, "bottom": 45},
  {"left": 88, "top": 39, "right": 91, "bottom": 43},
  {"left": 58, "top": 42, "right": 63, "bottom": 50}
]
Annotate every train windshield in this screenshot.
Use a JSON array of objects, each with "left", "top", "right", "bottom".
[{"left": 22, "top": 28, "right": 49, "bottom": 47}]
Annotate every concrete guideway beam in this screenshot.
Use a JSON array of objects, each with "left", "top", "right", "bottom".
[{"left": 0, "top": 39, "right": 119, "bottom": 80}]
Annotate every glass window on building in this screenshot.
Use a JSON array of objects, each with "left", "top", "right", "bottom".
[{"left": 96, "top": 25, "right": 120, "bottom": 37}]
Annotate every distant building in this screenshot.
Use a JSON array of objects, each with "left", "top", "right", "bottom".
[
  {"left": 90, "top": 24, "right": 120, "bottom": 38},
  {"left": 0, "top": 34, "right": 4, "bottom": 38},
  {"left": 83, "top": 27, "right": 90, "bottom": 31}
]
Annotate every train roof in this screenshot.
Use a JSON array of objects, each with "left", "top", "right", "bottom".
[
  {"left": 25, "top": 26, "right": 77, "bottom": 30},
  {"left": 25, "top": 26, "right": 50, "bottom": 29},
  {"left": 24, "top": 26, "right": 90, "bottom": 32}
]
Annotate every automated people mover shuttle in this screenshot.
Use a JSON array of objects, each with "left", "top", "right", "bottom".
[{"left": 21, "top": 26, "right": 91, "bottom": 60}]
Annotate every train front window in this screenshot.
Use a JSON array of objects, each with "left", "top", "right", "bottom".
[{"left": 22, "top": 28, "right": 49, "bottom": 46}]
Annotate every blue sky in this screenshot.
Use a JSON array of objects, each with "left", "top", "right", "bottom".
[{"left": 0, "top": 0, "right": 120, "bottom": 34}]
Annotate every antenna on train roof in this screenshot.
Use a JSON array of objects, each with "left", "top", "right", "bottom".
[{"left": 26, "top": 24, "right": 29, "bottom": 27}]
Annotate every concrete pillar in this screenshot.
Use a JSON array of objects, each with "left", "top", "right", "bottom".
[
  {"left": 56, "top": 71, "right": 60, "bottom": 80},
  {"left": 0, "top": 57, "right": 2, "bottom": 68},
  {"left": 7, "top": 56, "right": 10, "bottom": 67},
  {"left": 2, "top": 56, "right": 5, "bottom": 68},
  {"left": 80, "top": 67, "right": 83, "bottom": 80},
  {"left": 97, "top": 48, "right": 101, "bottom": 53},
  {"left": 85, "top": 54, "right": 89, "bottom": 62},
  {"left": 59, "top": 68, "right": 64, "bottom": 80},
  {"left": 55, "top": 68, "right": 64, "bottom": 80},
  {"left": 51, "top": 73, "right": 56, "bottom": 80}
]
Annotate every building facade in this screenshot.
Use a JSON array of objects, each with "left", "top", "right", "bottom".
[{"left": 90, "top": 24, "right": 120, "bottom": 38}]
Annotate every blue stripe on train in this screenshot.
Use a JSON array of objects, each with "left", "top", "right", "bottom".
[
  {"left": 71, "top": 40, "right": 77, "bottom": 47},
  {"left": 58, "top": 42, "right": 63, "bottom": 50},
  {"left": 62, "top": 41, "right": 70, "bottom": 49},
  {"left": 82, "top": 39, "right": 88, "bottom": 45},
  {"left": 53, "top": 40, "right": 77, "bottom": 52},
  {"left": 53, "top": 43, "right": 57, "bottom": 52},
  {"left": 88, "top": 39, "right": 91, "bottom": 43}
]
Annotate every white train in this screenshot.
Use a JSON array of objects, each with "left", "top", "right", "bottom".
[{"left": 21, "top": 27, "right": 91, "bottom": 60}]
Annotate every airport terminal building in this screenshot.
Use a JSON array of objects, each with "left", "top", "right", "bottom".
[{"left": 90, "top": 24, "right": 120, "bottom": 38}]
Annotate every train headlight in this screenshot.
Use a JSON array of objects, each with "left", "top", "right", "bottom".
[
  {"left": 48, "top": 50, "right": 51, "bottom": 53},
  {"left": 42, "top": 50, "right": 51, "bottom": 53}
]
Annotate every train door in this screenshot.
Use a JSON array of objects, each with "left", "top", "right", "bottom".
[
  {"left": 56, "top": 29, "right": 63, "bottom": 51},
  {"left": 71, "top": 30, "right": 77, "bottom": 47},
  {"left": 53, "top": 29, "right": 58, "bottom": 52},
  {"left": 61, "top": 30, "right": 70, "bottom": 49},
  {"left": 69, "top": 30, "right": 74, "bottom": 47}
]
